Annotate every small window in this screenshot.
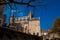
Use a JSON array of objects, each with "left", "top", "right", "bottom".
[
  {"left": 33, "top": 33, "right": 35, "bottom": 35},
  {"left": 25, "top": 26, "right": 27, "bottom": 30},
  {"left": 37, "top": 32, "right": 39, "bottom": 36}
]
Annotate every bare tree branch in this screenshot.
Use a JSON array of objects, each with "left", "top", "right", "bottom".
[
  {"left": 28, "top": 0, "right": 35, "bottom": 3},
  {"left": 0, "top": 0, "right": 35, "bottom": 7}
]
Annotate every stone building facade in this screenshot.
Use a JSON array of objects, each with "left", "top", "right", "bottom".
[
  {"left": 0, "top": 27, "right": 42, "bottom": 40},
  {"left": 43, "top": 33, "right": 60, "bottom": 40},
  {"left": 9, "top": 11, "right": 41, "bottom": 36}
]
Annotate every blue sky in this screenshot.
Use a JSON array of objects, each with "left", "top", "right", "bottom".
[{"left": 3, "top": 0, "right": 60, "bottom": 30}]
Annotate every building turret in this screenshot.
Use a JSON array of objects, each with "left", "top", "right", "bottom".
[{"left": 28, "top": 11, "right": 33, "bottom": 20}]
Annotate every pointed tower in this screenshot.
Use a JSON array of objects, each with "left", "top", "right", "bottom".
[{"left": 28, "top": 11, "right": 33, "bottom": 20}]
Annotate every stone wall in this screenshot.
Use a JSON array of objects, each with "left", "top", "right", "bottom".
[{"left": 0, "top": 27, "right": 42, "bottom": 40}]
